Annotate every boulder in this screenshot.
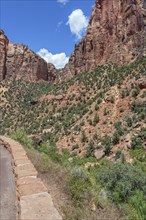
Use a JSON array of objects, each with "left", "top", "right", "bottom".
[{"left": 94, "top": 149, "right": 105, "bottom": 160}]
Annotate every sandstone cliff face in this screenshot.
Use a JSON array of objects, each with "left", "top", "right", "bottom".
[
  {"left": 65, "top": 0, "right": 146, "bottom": 77},
  {"left": 0, "top": 30, "right": 48, "bottom": 81},
  {"left": 0, "top": 0, "right": 145, "bottom": 83},
  {"left": 47, "top": 0, "right": 146, "bottom": 83},
  {"left": 0, "top": 30, "right": 9, "bottom": 80},
  {"left": 6, "top": 43, "right": 48, "bottom": 81}
]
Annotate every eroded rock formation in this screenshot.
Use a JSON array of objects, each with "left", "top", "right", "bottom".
[
  {"left": 64, "top": 0, "right": 146, "bottom": 77},
  {"left": 0, "top": 0, "right": 146, "bottom": 82},
  {"left": 0, "top": 30, "right": 9, "bottom": 80},
  {"left": 0, "top": 30, "right": 48, "bottom": 81}
]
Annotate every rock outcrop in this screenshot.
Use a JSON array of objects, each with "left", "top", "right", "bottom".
[
  {"left": 0, "top": 30, "right": 48, "bottom": 81},
  {"left": 63, "top": 0, "right": 146, "bottom": 78},
  {"left": 0, "top": 30, "right": 9, "bottom": 80},
  {"left": 0, "top": 0, "right": 146, "bottom": 82},
  {"left": 6, "top": 43, "right": 48, "bottom": 81}
]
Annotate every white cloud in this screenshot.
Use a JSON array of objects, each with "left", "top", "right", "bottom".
[
  {"left": 37, "top": 48, "right": 69, "bottom": 69},
  {"left": 57, "top": 0, "right": 69, "bottom": 5},
  {"left": 67, "top": 9, "right": 89, "bottom": 39}
]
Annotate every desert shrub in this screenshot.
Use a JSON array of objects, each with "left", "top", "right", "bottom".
[
  {"left": 112, "top": 132, "right": 120, "bottom": 145},
  {"left": 128, "top": 190, "right": 146, "bottom": 220},
  {"left": 74, "top": 125, "right": 81, "bottom": 132},
  {"left": 10, "top": 128, "right": 34, "bottom": 148},
  {"left": 126, "top": 116, "right": 133, "bottom": 127},
  {"left": 132, "top": 86, "right": 140, "bottom": 97},
  {"left": 102, "top": 135, "right": 112, "bottom": 155},
  {"left": 93, "top": 133, "right": 98, "bottom": 141},
  {"left": 80, "top": 120, "right": 85, "bottom": 126},
  {"left": 104, "top": 108, "right": 109, "bottom": 115},
  {"left": 72, "top": 144, "right": 79, "bottom": 151},
  {"left": 114, "top": 121, "right": 124, "bottom": 136},
  {"left": 67, "top": 167, "right": 91, "bottom": 205},
  {"left": 115, "top": 150, "right": 122, "bottom": 160},
  {"left": 81, "top": 130, "right": 88, "bottom": 143},
  {"left": 93, "top": 114, "right": 99, "bottom": 126},
  {"left": 95, "top": 104, "right": 99, "bottom": 111},
  {"left": 99, "top": 163, "right": 146, "bottom": 203},
  {"left": 138, "top": 128, "right": 146, "bottom": 141},
  {"left": 86, "top": 140, "right": 94, "bottom": 157},
  {"left": 110, "top": 96, "right": 115, "bottom": 103},
  {"left": 131, "top": 136, "right": 143, "bottom": 150},
  {"left": 120, "top": 108, "right": 124, "bottom": 113}
]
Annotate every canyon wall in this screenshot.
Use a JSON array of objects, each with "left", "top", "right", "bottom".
[
  {"left": 55, "top": 0, "right": 146, "bottom": 82},
  {"left": 0, "top": 0, "right": 146, "bottom": 82},
  {"left": 0, "top": 30, "right": 48, "bottom": 82}
]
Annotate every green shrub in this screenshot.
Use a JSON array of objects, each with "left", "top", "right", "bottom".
[
  {"left": 10, "top": 128, "right": 34, "bottom": 148},
  {"left": 112, "top": 132, "right": 120, "bottom": 145},
  {"left": 81, "top": 131, "right": 87, "bottom": 143},
  {"left": 132, "top": 86, "right": 140, "bottom": 97},
  {"left": 126, "top": 116, "right": 133, "bottom": 127},
  {"left": 95, "top": 104, "right": 99, "bottom": 111},
  {"left": 115, "top": 150, "right": 122, "bottom": 160},
  {"left": 128, "top": 190, "right": 146, "bottom": 220},
  {"left": 114, "top": 121, "right": 124, "bottom": 136},
  {"left": 86, "top": 140, "right": 94, "bottom": 157},
  {"left": 99, "top": 163, "right": 146, "bottom": 203},
  {"left": 67, "top": 167, "right": 91, "bottom": 205},
  {"left": 131, "top": 136, "right": 143, "bottom": 150},
  {"left": 102, "top": 135, "right": 112, "bottom": 155},
  {"left": 120, "top": 108, "right": 124, "bottom": 113},
  {"left": 80, "top": 120, "right": 85, "bottom": 126},
  {"left": 103, "top": 108, "right": 109, "bottom": 115},
  {"left": 93, "top": 114, "right": 99, "bottom": 126},
  {"left": 72, "top": 144, "right": 79, "bottom": 151}
]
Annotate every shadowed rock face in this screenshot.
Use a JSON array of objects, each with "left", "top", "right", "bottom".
[
  {"left": 0, "top": 30, "right": 48, "bottom": 82},
  {"left": 0, "top": 0, "right": 145, "bottom": 82},
  {"left": 0, "top": 30, "right": 9, "bottom": 81}
]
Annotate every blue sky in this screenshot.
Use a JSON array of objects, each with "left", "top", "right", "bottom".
[{"left": 0, "top": 0, "right": 95, "bottom": 68}]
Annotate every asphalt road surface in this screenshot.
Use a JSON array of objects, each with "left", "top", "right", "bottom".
[{"left": 0, "top": 145, "right": 16, "bottom": 220}]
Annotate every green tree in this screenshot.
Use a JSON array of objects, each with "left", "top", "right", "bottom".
[
  {"left": 93, "top": 114, "right": 99, "bottom": 126},
  {"left": 81, "top": 130, "right": 87, "bottom": 143},
  {"left": 102, "top": 135, "right": 112, "bottom": 155}
]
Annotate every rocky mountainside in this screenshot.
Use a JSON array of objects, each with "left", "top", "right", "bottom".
[
  {"left": 53, "top": 0, "right": 146, "bottom": 82},
  {"left": 0, "top": 30, "right": 48, "bottom": 82},
  {"left": 0, "top": 0, "right": 146, "bottom": 82},
  {"left": 0, "top": 56, "right": 145, "bottom": 160}
]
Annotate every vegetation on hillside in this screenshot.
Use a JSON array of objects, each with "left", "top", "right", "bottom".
[
  {"left": 0, "top": 57, "right": 146, "bottom": 159},
  {"left": 10, "top": 129, "right": 146, "bottom": 220},
  {"left": 1, "top": 57, "right": 146, "bottom": 219}
]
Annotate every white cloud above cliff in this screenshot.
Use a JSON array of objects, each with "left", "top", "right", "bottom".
[
  {"left": 67, "top": 9, "right": 89, "bottom": 39},
  {"left": 37, "top": 48, "right": 69, "bottom": 69}
]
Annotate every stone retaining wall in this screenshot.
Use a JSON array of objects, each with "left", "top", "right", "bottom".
[{"left": 0, "top": 136, "right": 62, "bottom": 220}]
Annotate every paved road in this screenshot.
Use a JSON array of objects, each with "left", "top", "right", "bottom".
[{"left": 0, "top": 145, "right": 16, "bottom": 220}]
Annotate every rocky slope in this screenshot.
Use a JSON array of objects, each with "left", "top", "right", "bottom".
[
  {"left": 0, "top": 56, "right": 145, "bottom": 160},
  {"left": 0, "top": 30, "right": 48, "bottom": 82}
]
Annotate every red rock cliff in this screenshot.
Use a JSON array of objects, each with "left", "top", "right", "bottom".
[
  {"left": 53, "top": 0, "right": 146, "bottom": 82},
  {"left": 0, "top": 30, "right": 48, "bottom": 81},
  {"left": 0, "top": 30, "right": 9, "bottom": 80},
  {"left": 0, "top": 0, "right": 146, "bottom": 82}
]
